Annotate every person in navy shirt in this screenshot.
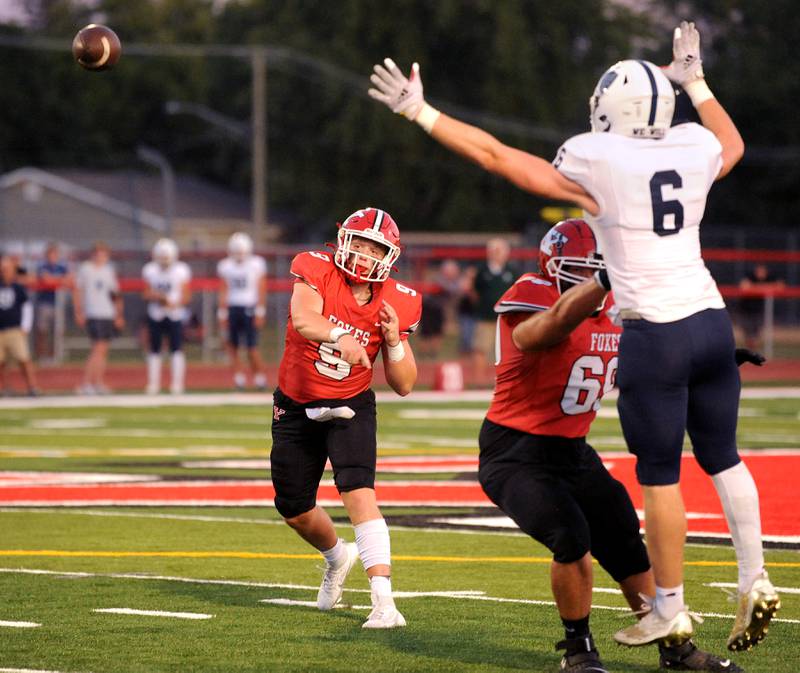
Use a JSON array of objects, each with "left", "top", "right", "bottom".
[{"left": 0, "top": 254, "right": 38, "bottom": 395}]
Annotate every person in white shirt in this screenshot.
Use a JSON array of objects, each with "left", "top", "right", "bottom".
[
  {"left": 73, "top": 241, "right": 125, "bottom": 394},
  {"left": 217, "top": 232, "right": 268, "bottom": 390},
  {"left": 368, "top": 19, "right": 776, "bottom": 670},
  {"left": 142, "top": 238, "right": 191, "bottom": 395}
]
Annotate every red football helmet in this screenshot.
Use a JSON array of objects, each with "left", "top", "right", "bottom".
[
  {"left": 539, "top": 219, "right": 605, "bottom": 294},
  {"left": 334, "top": 207, "right": 401, "bottom": 282}
]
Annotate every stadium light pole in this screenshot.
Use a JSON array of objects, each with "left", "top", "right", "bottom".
[{"left": 137, "top": 145, "right": 176, "bottom": 239}]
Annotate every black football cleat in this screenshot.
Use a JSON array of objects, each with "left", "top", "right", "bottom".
[
  {"left": 659, "top": 639, "right": 744, "bottom": 672},
  {"left": 556, "top": 635, "right": 609, "bottom": 672}
]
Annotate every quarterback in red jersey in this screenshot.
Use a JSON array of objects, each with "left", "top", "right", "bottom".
[
  {"left": 479, "top": 220, "right": 740, "bottom": 673},
  {"left": 271, "top": 207, "right": 421, "bottom": 630}
]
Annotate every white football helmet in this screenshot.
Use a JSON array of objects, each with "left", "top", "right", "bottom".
[
  {"left": 589, "top": 60, "right": 675, "bottom": 138},
  {"left": 152, "top": 238, "right": 178, "bottom": 267},
  {"left": 228, "top": 232, "right": 253, "bottom": 261}
]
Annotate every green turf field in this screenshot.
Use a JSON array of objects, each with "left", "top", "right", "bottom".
[{"left": 0, "top": 395, "right": 799, "bottom": 672}]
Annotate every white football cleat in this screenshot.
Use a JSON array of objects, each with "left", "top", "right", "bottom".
[
  {"left": 727, "top": 571, "right": 780, "bottom": 651},
  {"left": 362, "top": 598, "right": 406, "bottom": 629},
  {"left": 614, "top": 607, "right": 697, "bottom": 647},
  {"left": 316, "top": 542, "right": 358, "bottom": 611}
]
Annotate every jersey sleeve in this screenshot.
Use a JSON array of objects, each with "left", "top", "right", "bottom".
[
  {"left": 553, "top": 134, "right": 594, "bottom": 189},
  {"left": 495, "top": 275, "right": 556, "bottom": 314},
  {"left": 180, "top": 262, "right": 192, "bottom": 283},
  {"left": 386, "top": 280, "right": 422, "bottom": 339},
  {"left": 290, "top": 251, "right": 334, "bottom": 292},
  {"left": 683, "top": 122, "right": 724, "bottom": 190},
  {"left": 216, "top": 259, "right": 227, "bottom": 279}
]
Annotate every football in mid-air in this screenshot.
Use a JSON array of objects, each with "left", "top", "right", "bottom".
[{"left": 72, "top": 24, "right": 121, "bottom": 71}]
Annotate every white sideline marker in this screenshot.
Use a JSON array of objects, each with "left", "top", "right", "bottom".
[
  {"left": 0, "top": 620, "right": 41, "bottom": 628},
  {"left": 93, "top": 608, "right": 213, "bottom": 620},
  {"left": 706, "top": 581, "right": 800, "bottom": 594}
]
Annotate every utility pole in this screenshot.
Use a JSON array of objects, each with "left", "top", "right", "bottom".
[{"left": 251, "top": 48, "right": 267, "bottom": 239}]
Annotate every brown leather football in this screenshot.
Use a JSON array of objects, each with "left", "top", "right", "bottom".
[{"left": 72, "top": 24, "right": 121, "bottom": 71}]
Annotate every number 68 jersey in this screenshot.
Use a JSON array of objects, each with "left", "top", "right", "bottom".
[
  {"left": 278, "top": 251, "right": 422, "bottom": 404},
  {"left": 487, "top": 273, "right": 621, "bottom": 438}
]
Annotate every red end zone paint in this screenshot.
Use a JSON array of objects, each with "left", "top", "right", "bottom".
[{"left": 0, "top": 453, "right": 796, "bottom": 538}]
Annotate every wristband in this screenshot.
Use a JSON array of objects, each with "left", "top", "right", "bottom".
[
  {"left": 217, "top": 307, "right": 228, "bottom": 321},
  {"left": 254, "top": 305, "right": 266, "bottom": 318},
  {"left": 415, "top": 103, "right": 441, "bottom": 134},
  {"left": 684, "top": 78, "right": 714, "bottom": 107},
  {"left": 329, "top": 326, "right": 349, "bottom": 343},
  {"left": 594, "top": 269, "right": 611, "bottom": 292},
  {"left": 386, "top": 340, "right": 405, "bottom": 362}
]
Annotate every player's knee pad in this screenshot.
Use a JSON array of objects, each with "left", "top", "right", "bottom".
[
  {"left": 694, "top": 444, "right": 740, "bottom": 476},
  {"left": 273, "top": 494, "right": 316, "bottom": 520},
  {"left": 633, "top": 455, "right": 680, "bottom": 486},
  {"left": 586, "top": 478, "right": 650, "bottom": 581},
  {"left": 334, "top": 466, "right": 375, "bottom": 493},
  {"left": 547, "top": 525, "right": 591, "bottom": 565}
]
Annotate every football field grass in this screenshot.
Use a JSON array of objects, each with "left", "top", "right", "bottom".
[{"left": 1, "top": 393, "right": 799, "bottom": 672}]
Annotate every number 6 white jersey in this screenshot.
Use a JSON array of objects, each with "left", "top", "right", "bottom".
[{"left": 555, "top": 122, "right": 725, "bottom": 322}]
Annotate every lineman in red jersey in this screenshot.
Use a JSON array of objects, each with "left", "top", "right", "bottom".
[
  {"left": 478, "top": 220, "right": 740, "bottom": 673},
  {"left": 271, "top": 207, "right": 421, "bottom": 630}
]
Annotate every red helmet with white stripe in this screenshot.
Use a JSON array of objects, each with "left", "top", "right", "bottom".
[
  {"left": 539, "top": 219, "right": 605, "bottom": 295},
  {"left": 334, "top": 207, "right": 401, "bottom": 282}
]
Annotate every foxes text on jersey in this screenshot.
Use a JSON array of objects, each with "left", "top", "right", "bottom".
[
  {"left": 217, "top": 255, "right": 267, "bottom": 308},
  {"left": 279, "top": 251, "right": 422, "bottom": 403},
  {"left": 555, "top": 122, "right": 724, "bottom": 322},
  {"left": 142, "top": 261, "right": 192, "bottom": 322},
  {"left": 487, "top": 273, "right": 621, "bottom": 437}
]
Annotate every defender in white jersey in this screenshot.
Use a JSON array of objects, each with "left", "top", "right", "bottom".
[
  {"left": 142, "top": 238, "right": 192, "bottom": 394},
  {"left": 369, "top": 19, "right": 776, "bottom": 669},
  {"left": 217, "top": 232, "right": 268, "bottom": 390}
]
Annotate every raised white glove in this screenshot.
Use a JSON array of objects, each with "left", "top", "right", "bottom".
[
  {"left": 663, "top": 20, "right": 705, "bottom": 85},
  {"left": 368, "top": 58, "right": 425, "bottom": 120}
]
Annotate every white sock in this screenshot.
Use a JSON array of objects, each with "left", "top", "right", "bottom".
[
  {"left": 233, "top": 371, "right": 247, "bottom": 388},
  {"left": 170, "top": 351, "right": 186, "bottom": 393},
  {"left": 254, "top": 372, "right": 267, "bottom": 388},
  {"left": 146, "top": 354, "right": 161, "bottom": 391},
  {"left": 320, "top": 538, "right": 347, "bottom": 568},
  {"left": 369, "top": 575, "right": 393, "bottom": 604},
  {"left": 655, "top": 585, "right": 684, "bottom": 620},
  {"left": 354, "top": 518, "right": 391, "bottom": 571},
  {"left": 711, "top": 461, "right": 766, "bottom": 592}
]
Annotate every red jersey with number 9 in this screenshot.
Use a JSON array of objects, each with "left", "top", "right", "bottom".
[
  {"left": 278, "top": 251, "right": 422, "bottom": 403},
  {"left": 487, "top": 273, "right": 621, "bottom": 437}
]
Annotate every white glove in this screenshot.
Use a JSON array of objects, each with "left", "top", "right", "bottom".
[
  {"left": 368, "top": 58, "right": 425, "bottom": 120},
  {"left": 663, "top": 20, "right": 705, "bottom": 85}
]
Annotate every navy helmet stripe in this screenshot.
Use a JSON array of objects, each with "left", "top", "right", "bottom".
[{"left": 637, "top": 60, "right": 658, "bottom": 126}]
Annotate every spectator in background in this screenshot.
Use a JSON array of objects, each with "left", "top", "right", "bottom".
[
  {"left": 457, "top": 265, "right": 478, "bottom": 356},
  {"left": 0, "top": 254, "right": 38, "bottom": 396},
  {"left": 142, "top": 238, "right": 192, "bottom": 395},
  {"left": 35, "top": 242, "right": 72, "bottom": 362},
  {"left": 419, "top": 259, "right": 467, "bottom": 359},
  {"left": 217, "top": 232, "right": 269, "bottom": 390},
  {"left": 738, "top": 263, "right": 784, "bottom": 350},
  {"left": 472, "top": 238, "right": 517, "bottom": 379},
  {"left": 73, "top": 241, "right": 124, "bottom": 395}
]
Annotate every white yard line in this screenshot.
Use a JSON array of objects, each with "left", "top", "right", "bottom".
[
  {"left": 3, "top": 567, "right": 798, "bottom": 625},
  {"left": 0, "top": 620, "right": 41, "bottom": 628},
  {"left": 705, "top": 582, "right": 800, "bottom": 594},
  {"left": 1, "top": 387, "right": 798, "bottom": 410},
  {"left": 0, "top": 669, "right": 86, "bottom": 673},
  {"left": 93, "top": 608, "right": 213, "bottom": 620}
]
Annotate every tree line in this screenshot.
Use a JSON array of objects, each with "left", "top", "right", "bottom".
[{"left": 1, "top": 0, "right": 798, "bottom": 238}]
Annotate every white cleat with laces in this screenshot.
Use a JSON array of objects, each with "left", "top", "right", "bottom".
[
  {"left": 362, "top": 596, "right": 406, "bottom": 629},
  {"left": 727, "top": 571, "right": 780, "bottom": 651},
  {"left": 614, "top": 607, "right": 699, "bottom": 647},
  {"left": 316, "top": 542, "right": 359, "bottom": 611}
]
